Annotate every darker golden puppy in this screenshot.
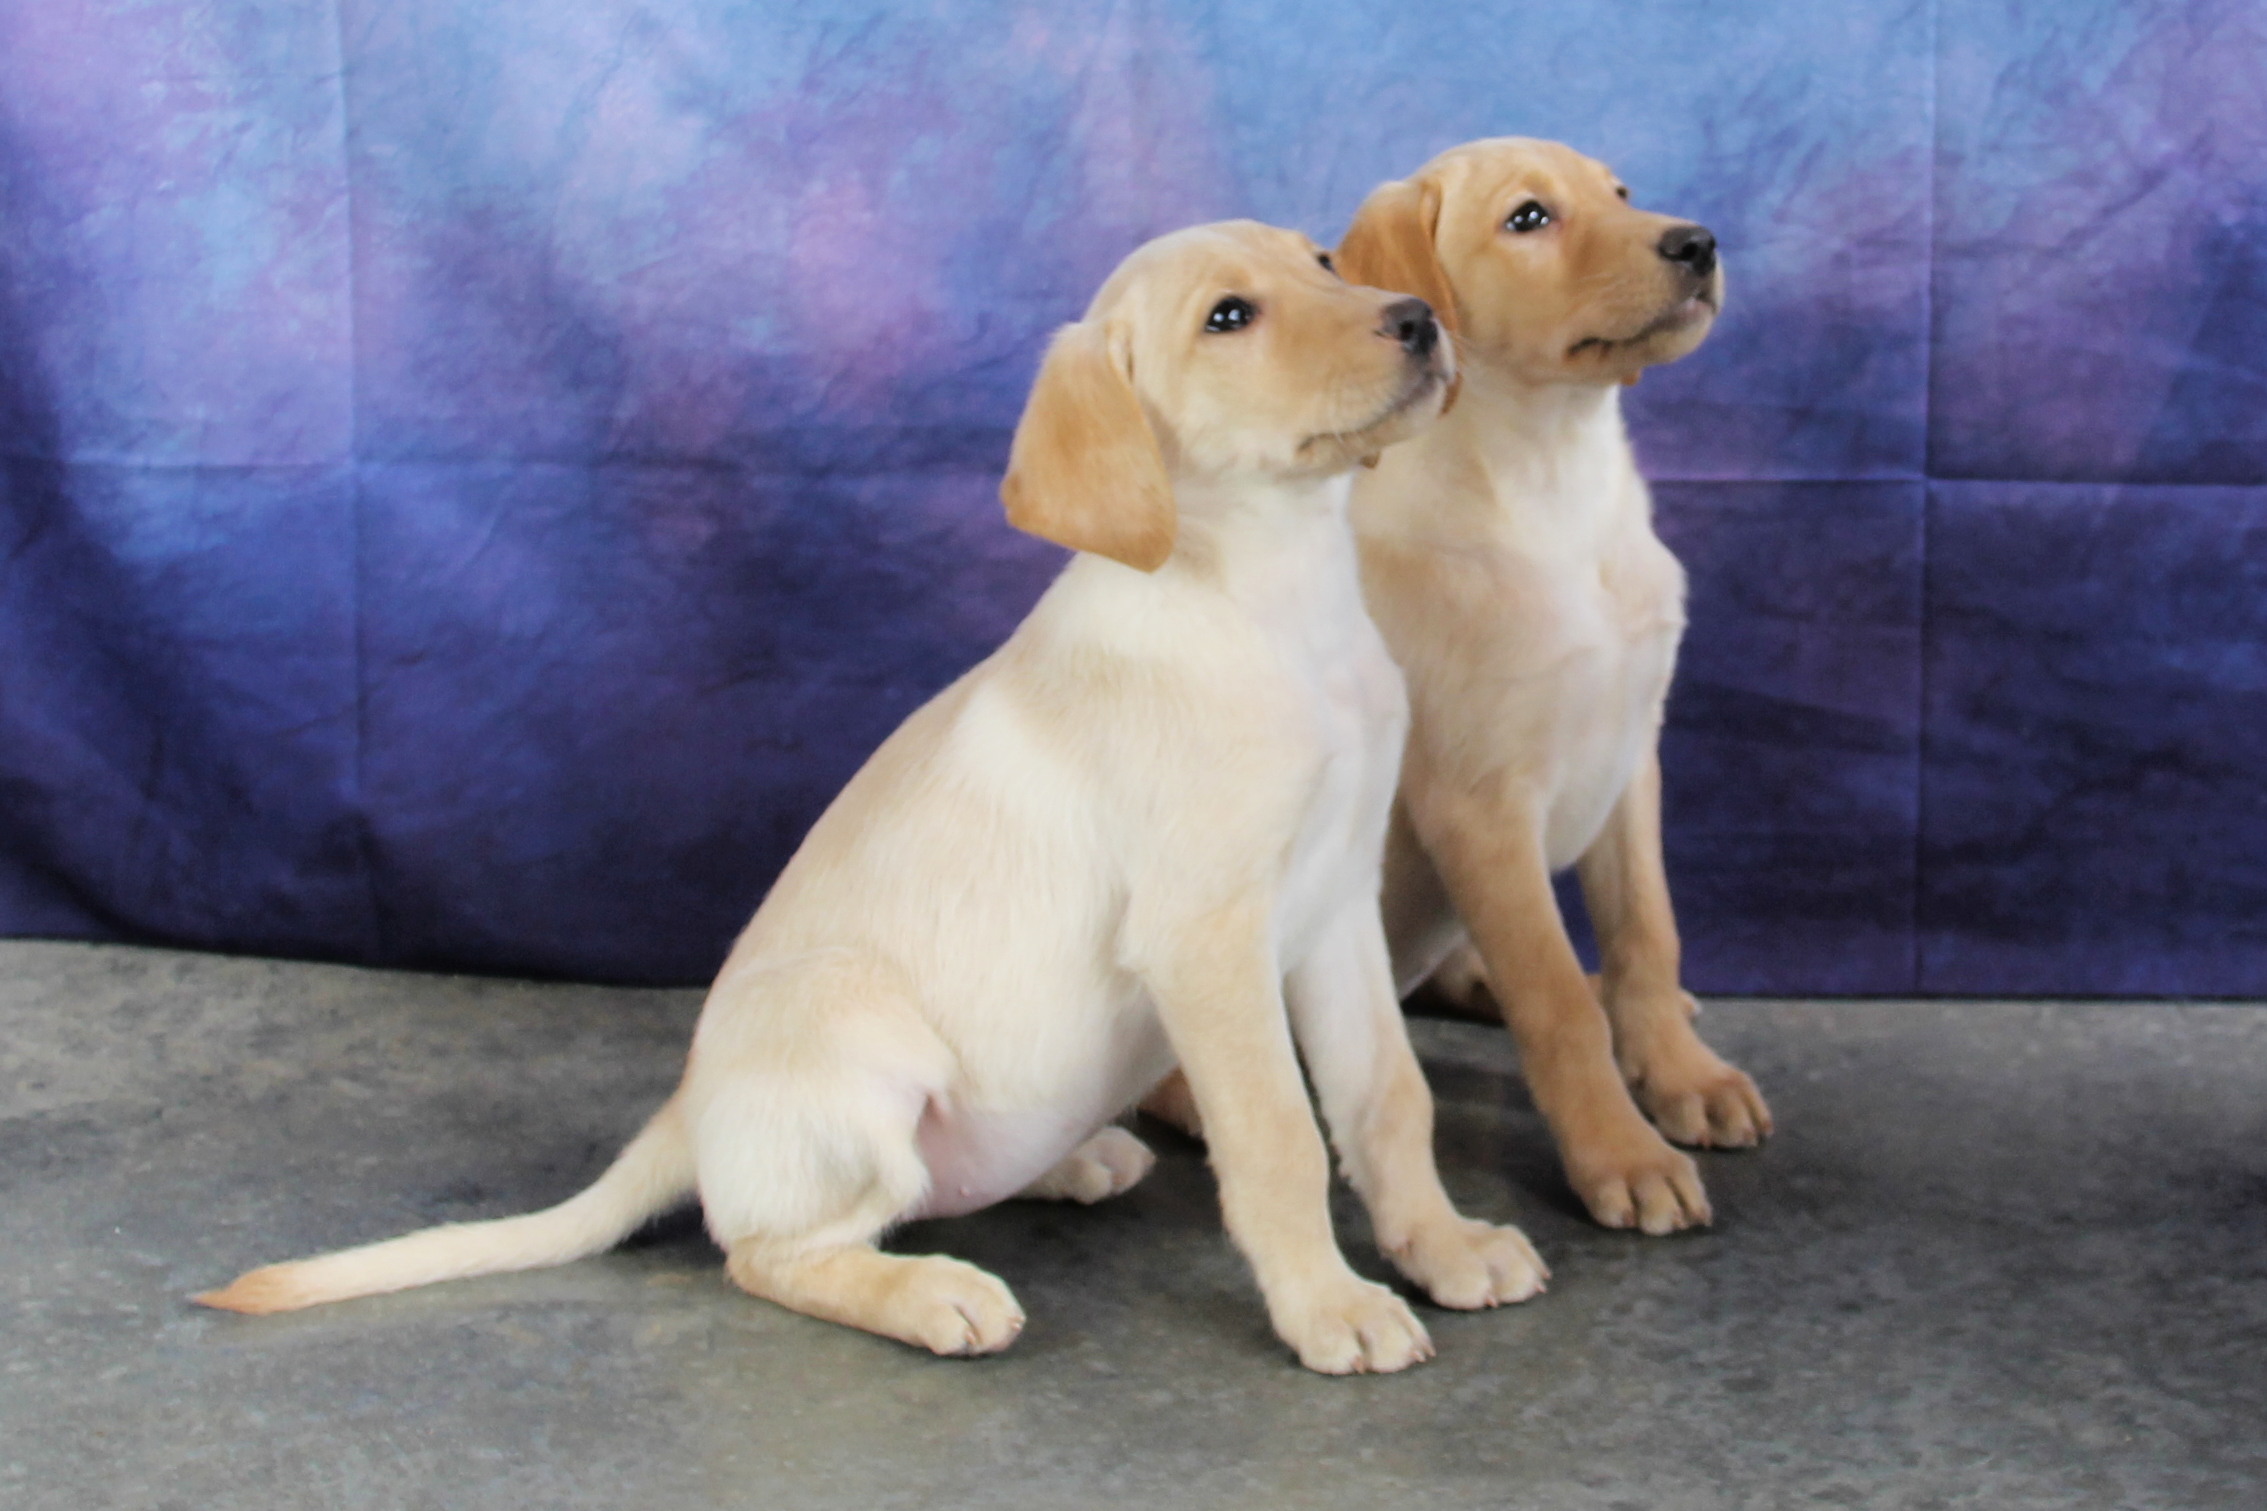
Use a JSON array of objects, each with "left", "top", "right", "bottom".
[{"left": 1336, "top": 138, "right": 1770, "bottom": 1236}]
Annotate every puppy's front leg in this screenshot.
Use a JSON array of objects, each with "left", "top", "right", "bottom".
[
  {"left": 1144, "top": 896, "right": 1433, "bottom": 1375},
  {"left": 1409, "top": 780, "right": 1710, "bottom": 1234},
  {"left": 1287, "top": 904, "right": 1546, "bottom": 1309},
  {"left": 1577, "top": 749, "right": 1772, "bottom": 1149}
]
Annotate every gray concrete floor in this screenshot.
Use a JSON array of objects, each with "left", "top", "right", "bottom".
[{"left": 4, "top": 939, "right": 2264, "bottom": 1510}]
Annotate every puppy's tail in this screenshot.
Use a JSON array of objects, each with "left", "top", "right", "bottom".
[{"left": 194, "top": 1094, "right": 696, "bottom": 1316}]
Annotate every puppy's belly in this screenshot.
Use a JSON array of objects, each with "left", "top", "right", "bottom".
[{"left": 910, "top": 1013, "right": 1174, "bottom": 1220}]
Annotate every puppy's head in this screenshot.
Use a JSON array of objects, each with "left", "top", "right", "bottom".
[
  {"left": 1338, "top": 138, "right": 1722, "bottom": 388},
  {"left": 1002, "top": 220, "right": 1453, "bottom": 570}
]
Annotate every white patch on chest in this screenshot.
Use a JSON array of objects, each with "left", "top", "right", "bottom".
[
  {"left": 1536, "top": 528, "right": 1687, "bottom": 868},
  {"left": 1232, "top": 507, "right": 1410, "bottom": 963}
]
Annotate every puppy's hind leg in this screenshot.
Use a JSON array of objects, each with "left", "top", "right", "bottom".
[
  {"left": 1413, "top": 939, "right": 1497, "bottom": 1022},
  {"left": 688, "top": 951, "right": 1025, "bottom": 1357},
  {"left": 727, "top": 1240, "right": 1025, "bottom": 1357}
]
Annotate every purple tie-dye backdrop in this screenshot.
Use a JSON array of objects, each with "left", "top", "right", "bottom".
[{"left": 0, "top": 1, "right": 2260, "bottom": 994}]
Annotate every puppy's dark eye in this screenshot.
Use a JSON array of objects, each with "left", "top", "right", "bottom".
[
  {"left": 1204, "top": 296, "right": 1257, "bottom": 333},
  {"left": 1316, "top": 251, "right": 1337, "bottom": 274},
  {"left": 1615, "top": 185, "right": 1630, "bottom": 201},
  {"left": 1505, "top": 200, "right": 1553, "bottom": 233}
]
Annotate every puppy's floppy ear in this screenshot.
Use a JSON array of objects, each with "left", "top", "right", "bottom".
[
  {"left": 1337, "top": 176, "right": 1462, "bottom": 412},
  {"left": 1001, "top": 320, "right": 1175, "bottom": 572}
]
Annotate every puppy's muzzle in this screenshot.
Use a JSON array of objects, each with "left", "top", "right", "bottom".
[{"left": 1657, "top": 224, "right": 1718, "bottom": 284}]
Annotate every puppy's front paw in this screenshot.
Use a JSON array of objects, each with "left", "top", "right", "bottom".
[
  {"left": 1628, "top": 1021, "right": 1774, "bottom": 1149},
  {"left": 1639, "top": 1058, "right": 1772, "bottom": 1149},
  {"left": 1610, "top": 989, "right": 1772, "bottom": 1149},
  {"left": 1566, "top": 1122, "right": 1711, "bottom": 1235},
  {"left": 1390, "top": 1216, "right": 1547, "bottom": 1309},
  {"left": 1020, "top": 1126, "right": 1156, "bottom": 1204},
  {"left": 1273, "top": 1275, "right": 1435, "bottom": 1375}
]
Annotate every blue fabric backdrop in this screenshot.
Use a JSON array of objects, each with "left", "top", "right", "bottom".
[{"left": 1, "top": 1, "right": 2261, "bottom": 994}]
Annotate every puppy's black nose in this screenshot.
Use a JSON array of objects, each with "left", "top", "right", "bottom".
[
  {"left": 1658, "top": 224, "right": 1718, "bottom": 280},
  {"left": 1384, "top": 297, "right": 1438, "bottom": 358}
]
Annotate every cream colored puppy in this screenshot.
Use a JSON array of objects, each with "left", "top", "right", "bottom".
[
  {"left": 195, "top": 221, "right": 1545, "bottom": 1374},
  {"left": 1332, "top": 139, "right": 1773, "bottom": 1235}
]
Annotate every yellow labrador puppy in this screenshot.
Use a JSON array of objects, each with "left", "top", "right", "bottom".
[
  {"left": 1332, "top": 138, "right": 1773, "bottom": 1235},
  {"left": 196, "top": 221, "right": 1545, "bottom": 1374}
]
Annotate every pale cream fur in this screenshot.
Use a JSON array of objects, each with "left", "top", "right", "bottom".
[
  {"left": 1340, "top": 139, "right": 1774, "bottom": 1235},
  {"left": 195, "top": 222, "right": 1544, "bottom": 1374}
]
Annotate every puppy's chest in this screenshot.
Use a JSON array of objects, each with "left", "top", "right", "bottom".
[
  {"left": 1269, "top": 609, "right": 1408, "bottom": 939},
  {"left": 1571, "top": 528, "right": 1687, "bottom": 706},
  {"left": 1236, "top": 536, "right": 1410, "bottom": 788},
  {"left": 1528, "top": 526, "right": 1686, "bottom": 862}
]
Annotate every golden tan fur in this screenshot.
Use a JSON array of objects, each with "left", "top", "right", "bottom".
[
  {"left": 1336, "top": 138, "right": 1772, "bottom": 1234},
  {"left": 1003, "top": 319, "right": 1177, "bottom": 569},
  {"left": 197, "top": 221, "right": 1544, "bottom": 1374}
]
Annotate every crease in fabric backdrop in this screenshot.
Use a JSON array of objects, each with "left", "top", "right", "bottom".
[{"left": 0, "top": 0, "right": 2261, "bottom": 993}]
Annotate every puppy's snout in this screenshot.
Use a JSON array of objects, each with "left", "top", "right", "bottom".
[
  {"left": 1658, "top": 224, "right": 1718, "bottom": 281},
  {"left": 1382, "top": 297, "right": 1440, "bottom": 360}
]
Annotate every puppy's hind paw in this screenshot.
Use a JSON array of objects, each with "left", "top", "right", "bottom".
[
  {"left": 1019, "top": 1126, "right": 1156, "bottom": 1204},
  {"left": 904, "top": 1258, "right": 1027, "bottom": 1356},
  {"left": 1137, "top": 1071, "right": 1205, "bottom": 1141}
]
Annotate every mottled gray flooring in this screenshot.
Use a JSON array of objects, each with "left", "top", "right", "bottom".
[{"left": 5, "top": 940, "right": 2264, "bottom": 1509}]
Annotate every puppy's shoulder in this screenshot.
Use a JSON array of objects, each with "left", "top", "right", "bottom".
[{"left": 1027, "top": 554, "right": 1289, "bottom": 676}]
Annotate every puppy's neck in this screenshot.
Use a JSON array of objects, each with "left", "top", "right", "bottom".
[
  {"left": 1170, "top": 468, "right": 1351, "bottom": 558},
  {"left": 1163, "top": 469, "right": 1365, "bottom": 609},
  {"left": 1454, "top": 364, "right": 1630, "bottom": 479},
  {"left": 1037, "top": 470, "right": 1369, "bottom": 679},
  {"left": 1363, "top": 362, "right": 1641, "bottom": 547}
]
